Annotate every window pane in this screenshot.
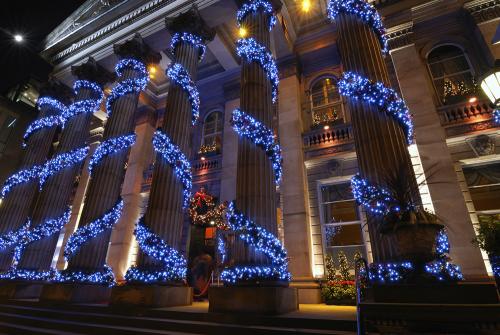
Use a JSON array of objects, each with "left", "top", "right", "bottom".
[
  {"left": 469, "top": 185, "right": 500, "bottom": 211},
  {"left": 322, "top": 200, "right": 359, "bottom": 223},
  {"left": 463, "top": 163, "right": 500, "bottom": 212},
  {"left": 325, "top": 224, "right": 363, "bottom": 247},
  {"left": 311, "top": 78, "right": 340, "bottom": 108},
  {"left": 321, "top": 183, "right": 352, "bottom": 202}
]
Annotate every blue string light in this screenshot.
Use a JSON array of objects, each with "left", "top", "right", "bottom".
[
  {"left": 39, "top": 146, "right": 89, "bottom": 187},
  {"left": 351, "top": 174, "right": 395, "bottom": 216},
  {"left": 327, "top": 0, "right": 388, "bottom": 53},
  {"left": 0, "top": 221, "right": 30, "bottom": 252},
  {"left": 436, "top": 229, "right": 450, "bottom": 256},
  {"left": 368, "top": 262, "right": 414, "bottom": 283},
  {"left": 338, "top": 72, "right": 414, "bottom": 144},
  {"left": 220, "top": 202, "right": 291, "bottom": 284},
  {"left": 61, "top": 80, "right": 103, "bottom": 122},
  {"left": 105, "top": 58, "right": 149, "bottom": 117},
  {"left": 166, "top": 63, "right": 200, "bottom": 125},
  {"left": 1, "top": 166, "right": 42, "bottom": 199},
  {"left": 171, "top": 32, "right": 206, "bottom": 60},
  {"left": 494, "top": 109, "right": 500, "bottom": 124},
  {"left": 0, "top": 268, "right": 58, "bottom": 282},
  {"left": 124, "top": 218, "right": 187, "bottom": 283},
  {"left": 217, "top": 232, "right": 227, "bottom": 264},
  {"left": 23, "top": 97, "right": 67, "bottom": 147},
  {"left": 237, "top": 0, "right": 277, "bottom": 31},
  {"left": 89, "top": 134, "right": 136, "bottom": 174},
  {"left": 231, "top": 109, "right": 282, "bottom": 184},
  {"left": 236, "top": 38, "right": 279, "bottom": 103},
  {"left": 54, "top": 265, "right": 116, "bottom": 287},
  {"left": 152, "top": 130, "right": 192, "bottom": 208}
]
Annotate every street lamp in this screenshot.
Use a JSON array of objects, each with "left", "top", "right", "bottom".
[{"left": 480, "top": 63, "right": 500, "bottom": 123}]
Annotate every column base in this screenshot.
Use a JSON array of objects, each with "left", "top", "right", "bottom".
[
  {"left": 0, "top": 283, "right": 17, "bottom": 299},
  {"left": 209, "top": 286, "right": 298, "bottom": 315},
  {"left": 110, "top": 285, "right": 193, "bottom": 308},
  {"left": 13, "top": 283, "right": 44, "bottom": 299},
  {"left": 290, "top": 279, "right": 321, "bottom": 304},
  {"left": 40, "top": 283, "right": 112, "bottom": 304}
]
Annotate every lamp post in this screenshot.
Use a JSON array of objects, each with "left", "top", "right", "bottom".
[{"left": 480, "top": 64, "right": 500, "bottom": 123}]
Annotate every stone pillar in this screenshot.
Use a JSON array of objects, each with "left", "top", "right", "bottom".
[
  {"left": 0, "top": 81, "right": 71, "bottom": 270},
  {"left": 219, "top": 98, "right": 240, "bottom": 203},
  {"left": 15, "top": 58, "right": 114, "bottom": 272},
  {"left": 388, "top": 27, "right": 488, "bottom": 279},
  {"left": 335, "top": 9, "right": 420, "bottom": 262},
  {"left": 64, "top": 35, "right": 160, "bottom": 280}
]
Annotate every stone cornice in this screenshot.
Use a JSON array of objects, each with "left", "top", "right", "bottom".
[
  {"left": 386, "top": 21, "right": 414, "bottom": 52},
  {"left": 464, "top": 0, "right": 500, "bottom": 23}
]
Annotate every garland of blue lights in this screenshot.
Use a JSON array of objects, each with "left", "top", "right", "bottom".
[
  {"left": 1, "top": 166, "right": 41, "bottom": 199},
  {"left": 231, "top": 109, "right": 282, "bottom": 184},
  {"left": 327, "top": 0, "right": 388, "bottom": 53},
  {"left": 124, "top": 218, "right": 187, "bottom": 283},
  {"left": 89, "top": 134, "right": 136, "bottom": 174},
  {"left": 23, "top": 97, "right": 68, "bottom": 147},
  {"left": 236, "top": 38, "right": 279, "bottom": 103},
  {"left": 217, "top": 232, "right": 227, "bottom": 264},
  {"left": 0, "top": 268, "right": 58, "bottom": 282},
  {"left": 61, "top": 80, "right": 103, "bottom": 122},
  {"left": 494, "top": 109, "right": 500, "bottom": 124},
  {"left": 171, "top": 32, "right": 206, "bottom": 60},
  {"left": 220, "top": 202, "right": 290, "bottom": 284},
  {"left": 152, "top": 130, "right": 192, "bottom": 208},
  {"left": 0, "top": 221, "right": 30, "bottom": 252},
  {"left": 351, "top": 174, "right": 395, "bottom": 216},
  {"left": 105, "top": 58, "right": 149, "bottom": 117},
  {"left": 54, "top": 265, "right": 116, "bottom": 287},
  {"left": 166, "top": 63, "right": 200, "bottom": 125},
  {"left": 338, "top": 72, "right": 414, "bottom": 144},
  {"left": 39, "top": 146, "right": 89, "bottom": 187},
  {"left": 237, "top": 0, "right": 276, "bottom": 31}
]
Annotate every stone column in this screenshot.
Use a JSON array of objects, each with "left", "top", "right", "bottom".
[
  {"left": 136, "top": 10, "right": 214, "bottom": 268},
  {"left": 388, "top": 25, "right": 488, "bottom": 279},
  {"left": 335, "top": 8, "right": 420, "bottom": 262},
  {"left": 64, "top": 35, "right": 160, "bottom": 278},
  {"left": 219, "top": 98, "right": 240, "bottom": 203},
  {"left": 0, "top": 81, "right": 71, "bottom": 270},
  {"left": 15, "top": 58, "right": 114, "bottom": 272}
]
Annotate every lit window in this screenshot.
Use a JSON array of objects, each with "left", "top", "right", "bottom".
[
  {"left": 199, "top": 111, "right": 223, "bottom": 155},
  {"left": 463, "top": 162, "right": 500, "bottom": 213},
  {"left": 310, "top": 77, "right": 343, "bottom": 127},
  {"left": 427, "top": 45, "right": 476, "bottom": 105}
]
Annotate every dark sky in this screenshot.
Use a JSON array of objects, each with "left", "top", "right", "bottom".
[{"left": 0, "top": 1, "right": 85, "bottom": 93}]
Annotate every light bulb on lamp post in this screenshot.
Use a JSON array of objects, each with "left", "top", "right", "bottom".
[{"left": 480, "top": 62, "right": 500, "bottom": 123}]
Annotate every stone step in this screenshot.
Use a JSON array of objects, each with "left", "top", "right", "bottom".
[{"left": 0, "top": 302, "right": 357, "bottom": 335}]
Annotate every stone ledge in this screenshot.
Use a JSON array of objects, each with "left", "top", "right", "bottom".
[
  {"left": 40, "top": 283, "right": 112, "bottom": 304},
  {"left": 209, "top": 286, "right": 298, "bottom": 315},
  {"left": 0, "top": 283, "right": 17, "bottom": 299},
  {"left": 110, "top": 285, "right": 192, "bottom": 308}
]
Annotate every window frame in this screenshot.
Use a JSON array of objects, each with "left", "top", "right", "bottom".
[
  {"left": 309, "top": 75, "right": 345, "bottom": 126},
  {"left": 200, "top": 110, "right": 223, "bottom": 152}
]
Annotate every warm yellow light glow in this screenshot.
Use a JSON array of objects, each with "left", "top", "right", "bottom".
[
  {"left": 301, "top": 0, "right": 311, "bottom": 13},
  {"left": 323, "top": 125, "right": 330, "bottom": 130},
  {"left": 149, "top": 66, "right": 157, "bottom": 74},
  {"left": 468, "top": 96, "right": 477, "bottom": 104},
  {"left": 149, "top": 73, "right": 155, "bottom": 79},
  {"left": 239, "top": 27, "right": 248, "bottom": 38},
  {"left": 201, "top": 156, "right": 206, "bottom": 161}
]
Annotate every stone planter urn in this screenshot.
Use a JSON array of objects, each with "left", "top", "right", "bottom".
[{"left": 391, "top": 223, "right": 444, "bottom": 264}]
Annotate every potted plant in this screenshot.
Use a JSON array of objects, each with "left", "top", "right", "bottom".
[
  {"left": 321, "top": 252, "right": 357, "bottom": 305},
  {"left": 378, "top": 166, "right": 444, "bottom": 264},
  {"left": 472, "top": 214, "right": 500, "bottom": 288}
]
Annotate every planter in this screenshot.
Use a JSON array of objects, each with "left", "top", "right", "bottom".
[{"left": 391, "top": 223, "right": 444, "bottom": 264}]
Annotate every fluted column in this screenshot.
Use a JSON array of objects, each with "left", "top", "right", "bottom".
[
  {"left": 333, "top": 2, "right": 420, "bottom": 261},
  {"left": 63, "top": 35, "right": 160, "bottom": 275},
  {"left": 0, "top": 81, "right": 72, "bottom": 270},
  {"left": 15, "top": 58, "right": 114, "bottom": 271},
  {"left": 135, "top": 10, "right": 214, "bottom": 272}
]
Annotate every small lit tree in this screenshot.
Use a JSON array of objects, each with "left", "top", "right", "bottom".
[
  {"left": 325, "top": 254, "right": 336, "bottom": 281},
  {"left": 338, "top": 251, "right": 351, "bottom": 281}
]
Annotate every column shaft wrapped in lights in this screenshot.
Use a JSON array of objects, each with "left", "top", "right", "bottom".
[
  {"left": 125, "top": 10, "right": 214, "bottom": 284},
  {"left": 12, "top": 58, "right": 113, "bottom": 276},
  {"left": 327, "top": 0, "right": 420, "bottom": 261},
  {"left": 220, "top": 0, "right": 290, "bottom": 284},
  {"left": 58, "top": 35, "right": 160, "bottom": 286}
]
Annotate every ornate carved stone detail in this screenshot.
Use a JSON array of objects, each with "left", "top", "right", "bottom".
[
  {"left": 468, "top": 134, "right": 495, "bottom": 156},
  {"left": 114, "top": 33, "right": 161, "bottom": 64},
  {"left": 464, "top": 0, "right": 500, "bottom": 23},
  {"left": 166, "top": 7, "right": 215, "bottom": 42},
  {"left": 71, "top": 57, "right": 115, "bottom": 85},
  {"left": 386, "top": 22, "right": 414, "bottom": 52},
  {"left": 445, "top": 119, "right": 496, "bottom": 137}
]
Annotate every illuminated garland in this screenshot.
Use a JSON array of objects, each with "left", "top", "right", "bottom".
[
  {"left": 105, "top": 58, "right": 149, "bottom": 117},
  {"left": 166, "top": 63, "right": 200, "bottom": 125},
  {"left": 217, "top": 232, "right": 227, "bottom": 264},
  {"left": 61, "top": 80, "right": 103, "bottom": 122},
  {"left": 351, "top": 174, "right": 394, "bottom": 216},
  {"left": 327, "top": 0, "right": 388, "bottom": 53},
  {"left": 189, "top": 189, "right": 228, "bottom": 229},
  {"left": 54, "top": 265, "right": 116, "bottom": 287},
  {"left": 368, "top": 262, "right": 413, "bottom": 283},
  {"left": 63, "top": 200, "right": 123, "bottom": 262},
  {"left": 13, "top": 209, "right": 71, "bottom": 265},
  {"left": 0, "top": 268, "right": 57, "bottom": 282},
  {"left": 436, "top": 229, "right": 450, "bottom": 256},
  {"left": 1, "top": 166, "right": 41, "bottom": 199},
  {"left": 236, "top": 0, "right": 277, "bottom": 31},
  {"left": 152, "top": 130, "right": 192, "bottom": 208},
  {"left": 124, "top": 219, "right": 187, "bottom": 283},
  {"left": 231, "top": 109, "right": 283, "bottom": 184},
  {"left": 494, "top": 109, "right": 500, "bottom": 124},
  {"left": 89, "top": 134, "right": 136, "bottom": 174},
  {"left": 236, "top": 38, "right": 279, "bottom": 103},
  {"left": 39, "top": 146, "right": 89, "bottom": 187},
  {"left": 0, "top": 221, "right": 30, "bottom": 252},
  {"left": 171, "top": 32, "right": 206, "bottom": 60},
  {"left": 338, "top": 72, "right": 414, "bottom": 144},
  {"left": 23, "top": 97, "right": 67, "bottom": 147},
  {"left": 220, "top": 202, "right": 290, "bottom": 284}
]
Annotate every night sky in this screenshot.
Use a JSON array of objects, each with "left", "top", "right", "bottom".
[{"left": 0, "top": 1, "right": 84, "bottom": 93}]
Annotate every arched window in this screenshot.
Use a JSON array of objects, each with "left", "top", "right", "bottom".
[
  {"left": 310, "top": 77, "right": 342, "bottom": 126},
  {"left": 427, "top": 45, "right": 476, "bottom": 105},
  {"left": 200, "top": 111, "right": 223, "bottom": 155}
]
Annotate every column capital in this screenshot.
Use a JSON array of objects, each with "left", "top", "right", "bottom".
[
  {"left": 39, "top": 79, "right": 73, "bottom": 105},
  {"left": 464, "top": 0, "right": 500, "bottom": 24},
  {"left": 166, "top": 7, "right": 215, "bottom": 42},
  {"left": 114, "top": 33, "right": 162, "bottom": 65},
  {"left": 234, "top": 0, "right": 282, "bottom": 12},
  {"left": 386, "top": 21, "right": 414, "bottom": 53},
  {"left": 71, "top": 57, "right": 115, "bottom": 86}
]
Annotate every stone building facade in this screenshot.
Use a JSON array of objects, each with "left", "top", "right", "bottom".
[{"left": 1, "top": 0, "right": 499, "bottom": 303}]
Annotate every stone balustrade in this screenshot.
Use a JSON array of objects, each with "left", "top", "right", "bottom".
[
  {"left": 437, "top": 100, "right": 494, "bottom": 125},
  {"left": 303, "top": 122, "right": 353, "bottom": 148}
]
